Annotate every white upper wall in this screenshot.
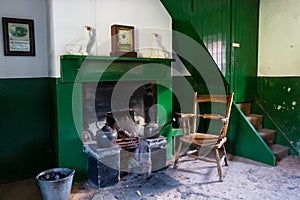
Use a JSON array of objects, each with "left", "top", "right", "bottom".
[
  {"left": 0, "top": 0, "right": 171, "bottom": 78},
  {"left": 49, "top": 0, "right": 172, "bottom": 77},
  {"left": 0, "top": 0, "right": 48, "bottom": 78},
  {"left": 1, "top": 0, "right": 299, "bottom": 78},
  {"left": 258, "top": 0, "right": 300, "bottom": 76}
]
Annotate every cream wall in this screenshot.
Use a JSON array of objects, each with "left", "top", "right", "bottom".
[
  {"left": 49, "top": 0, "right": 172, "bottom": 77},
  {"left": 258, "top": 0, "right": 300, "bottom": 76}
]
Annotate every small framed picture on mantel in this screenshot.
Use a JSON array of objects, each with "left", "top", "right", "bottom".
[{"left": 2, "top": 17, "right": 35, "bottom": 56}]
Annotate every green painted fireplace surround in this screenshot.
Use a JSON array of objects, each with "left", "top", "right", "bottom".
[{"left": 52, "top": 55, "right": 174, "bottom": 180}]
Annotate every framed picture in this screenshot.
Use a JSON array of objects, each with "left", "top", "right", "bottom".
[{"left": 2, "top": 17, "right": 35, "bottom": 56}]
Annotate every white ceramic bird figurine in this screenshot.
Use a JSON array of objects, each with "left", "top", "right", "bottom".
[{"left": 65, "top": 26, "right": 93, "bottom": 55}]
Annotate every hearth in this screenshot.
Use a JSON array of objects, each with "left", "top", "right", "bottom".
[{"left": 83, "top": 135, "right": 167, "bottom": 188}]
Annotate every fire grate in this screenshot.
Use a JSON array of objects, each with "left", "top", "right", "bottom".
[{"left": 116, "top": 137, "right": 140, "bottom": 150}]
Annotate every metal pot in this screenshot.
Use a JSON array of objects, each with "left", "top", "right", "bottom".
[
  {"left": 143, "top": 122, "right": 161, "bottom": 138},
  {"left": 96, "top": 125, "right": 117, "bottom": 148},
  {"left": 143, "top": 118, "right": 175, "bottom": 139}
]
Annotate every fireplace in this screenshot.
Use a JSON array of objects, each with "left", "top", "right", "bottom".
[
  {"left": 54, "top": 55, "right": 174, "bottom": 181},
  {"left": 82, "top": 81, "right": 158, "bottom": 135}
]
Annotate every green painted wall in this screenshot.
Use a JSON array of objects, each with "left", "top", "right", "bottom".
[
  {"left": 253, "top": 77, "right": 300, "bottom": 153},
  {"left": 231, "top": 0, "right": 259, "bottom": 102},
  {"left": 162, "top": 0, "right": 259, "bottom": 102},
  {"left": 190, "top": 0, "right": 231, "bottom": 77},
  {"left": 0, "top": 78, "right": 53, "bottom": 183}
]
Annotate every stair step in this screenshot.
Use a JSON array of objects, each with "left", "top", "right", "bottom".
[
  {"left": 237, "top": 102, "right": 251, "bottom": 116},
  {"left": 246, "top": 114, "right": 264, "bottom": 130},
  {"left": 270, "top": 144, "right": 290, "bottom": 160},
  {"left": 257, "top": 128, "right": 276, "bottom": 145}
]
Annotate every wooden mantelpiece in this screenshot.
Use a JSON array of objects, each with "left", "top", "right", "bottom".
[{"left": 60, "top": 55, "right": 174, "bottom": 83}]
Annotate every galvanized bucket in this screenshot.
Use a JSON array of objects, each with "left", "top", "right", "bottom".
[{"left": 36, "top": 168, "right": 75, "bottom": 200}]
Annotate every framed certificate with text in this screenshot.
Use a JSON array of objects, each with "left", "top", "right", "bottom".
[{"left": 2, "top": 17, "right": 35, "bottom": 56}]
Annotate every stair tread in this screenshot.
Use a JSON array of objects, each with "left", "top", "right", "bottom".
[
  {"left": 237, "top": 103, "right": 251, "bottom": 116},
  {"left": 257, "top": 128, "right": 276, "bottom": 135},
  {"left": 270, "top": 144, "right": 289, "bottom": 152},
  {"left": 257, "top": 128, "right": 275, "bottom": 145},
  {"left": 270, "top": 144, "right": 290, "bottom": 160},
  {"left": 246, "top": 114, "right": 264, "bottom": 118},
  {"left": 257, "top": 128, "right": 276, "bottom": 132},
  {"left": 246, "top": 114, "right": 264, "bottom": 130}
]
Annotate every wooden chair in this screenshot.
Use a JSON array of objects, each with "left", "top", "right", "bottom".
[{"left": 173, "top": 92, "right": 234, "bottom": 181}]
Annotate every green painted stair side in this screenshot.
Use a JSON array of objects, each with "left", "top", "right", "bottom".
[{"left": 227, "top": 102, "right": 276, "bottom": 166}]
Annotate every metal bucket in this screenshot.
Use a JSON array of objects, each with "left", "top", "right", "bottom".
[{"left": 36, "top": 168, "right": 75, "bottom": 200}]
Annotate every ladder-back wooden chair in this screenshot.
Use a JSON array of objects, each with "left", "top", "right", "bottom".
[{"left": 173, "top": 92, "right": 234, "bottom": 181}]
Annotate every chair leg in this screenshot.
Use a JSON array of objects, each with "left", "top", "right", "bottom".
[
  {"left": 197, "top": 146, "right": 201, "bottom": 158},
  {"left": 173, "top": 140, "right": 183, "bottom": 169},
  {"left": 222, "top": 145, "right": 228, "bottom": 166},
  {"left": 215, "top": 148, "right": 222, "bottom": 181}
]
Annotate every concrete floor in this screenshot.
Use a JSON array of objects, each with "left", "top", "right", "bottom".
[{"left": 0, "top": 154, "right": 300, "bottom": 200}]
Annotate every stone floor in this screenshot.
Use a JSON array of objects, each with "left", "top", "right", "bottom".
[{"left": 1, "top": 154, "right": 300, "bottom": 200}]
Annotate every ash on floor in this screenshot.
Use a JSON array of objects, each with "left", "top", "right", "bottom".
[
  {"left": 1, "top": 155, "right": 299, "bottom": 200},
  {"left": 85, "top": 155, "right": 300, "bottom": 200}
]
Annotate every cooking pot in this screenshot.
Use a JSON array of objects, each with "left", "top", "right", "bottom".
[{"left": 96, "top": 125, "right": 117, "bottom": 148}]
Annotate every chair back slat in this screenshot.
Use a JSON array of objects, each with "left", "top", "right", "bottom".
[
  {"left": 192, "top": 92, "right": 198, "bottom": 134},
  {"left": 181, "top": 114, "right": 193, "bottom": 137},
  {"left": 196, "top": 95, "right": 229, "bottom": 103},
  {"left": 192, "top": 92, "right": 234, "bottom": 138}
]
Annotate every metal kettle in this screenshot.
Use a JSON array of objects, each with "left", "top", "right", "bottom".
[{"left": 143, "top": 121, "right": 161, "bottom": 138}]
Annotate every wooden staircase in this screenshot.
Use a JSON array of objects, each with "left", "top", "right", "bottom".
[{"left": 237, "top": 103, "right": 290, "bottom": 161}]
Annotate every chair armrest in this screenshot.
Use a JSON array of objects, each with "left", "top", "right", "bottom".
[
  {"left": 221, "top": 117, "right": 229, "bottom": 123},
  {"left": 175, "top": 112, "right": 195, "bottom": 118},
  {"left": 198, "top": 114, "right": 225, "bottom": 119}
]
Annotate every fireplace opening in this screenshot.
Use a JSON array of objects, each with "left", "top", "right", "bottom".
[{"left": 82, "top": 81, "right": 158, "bottom": 140}]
